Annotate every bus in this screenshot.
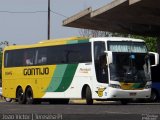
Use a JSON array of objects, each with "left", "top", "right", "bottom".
[
  {"left": 150, "top": 57, "right": 160, "bottom": 102},
  {"left": 150, "top": 65, "right": 160, "bottom": 102},
  {"left": 2, "top": 37, "right": 159, "bottom": 105}
]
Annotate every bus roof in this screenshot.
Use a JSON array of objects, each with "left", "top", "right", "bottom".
[
  {"left": 3, "top": 36, "right": 89, "bottom": 51},
  {"left": 3, "top": 36, "right": 144, "bottom": 51},
  {"left": 90, "top": 37, "right": 144, "bottom": 42},
  {"left": 39, "top": 36, "right": 88, "bottom": 44}
]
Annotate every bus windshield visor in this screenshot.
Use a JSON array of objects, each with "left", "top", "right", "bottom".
[
  {"left": 108, "top": 41, "right": 147, "bottom": 53},
  {"left": 109, "top": 53, "right": 151, "bottom": 82}
]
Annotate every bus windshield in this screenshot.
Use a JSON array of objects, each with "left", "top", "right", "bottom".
[
  {"left": 108, "top": 41, "right": 150, "bottom": 83},
  {"left": 109, "top": 53, "right": 151, "bottom": 82}
]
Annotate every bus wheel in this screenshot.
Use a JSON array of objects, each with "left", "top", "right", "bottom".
[
  {"left": 120, "top": 100, "right": 128, "bottom": 105},
  {"left": 16, "top": 87, "right": 26, "bottom": 104},
  {"left": 86, "top": 87, "right": 93, "bottom": 105},
  {"left": 26, "top": 87, "right": 34, "bottom": 104},
  {"left": 150, "top": 90, "right": 158, "bottom": 102}
]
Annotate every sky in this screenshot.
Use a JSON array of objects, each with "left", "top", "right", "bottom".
[{"left": 0, "top": 0, "right": 112, "bottom": 45}]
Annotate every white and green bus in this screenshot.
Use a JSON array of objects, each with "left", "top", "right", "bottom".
[{"left": 2, "top": 37, "right": 158, "bottom": 104}]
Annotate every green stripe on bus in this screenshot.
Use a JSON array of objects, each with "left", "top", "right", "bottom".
[
  {"left": 46, "top": 64, "right": 67, "bottom": 92},
  {"left": 136, "top": 83, "right": 145, "bottom": 88},
  {"left": 67, "top": 39, "right": 89, "bottom": 44},
  {"left": 131, "top": 83, "right": 138, "bottom": 89},
  {"left": 132, "top": 83, "right": 144, "bottom": 89},
  {"left": 55, "top": 64, "right": 78, "bottom": 92},
  {"left": 78, "top": 39, "right": 89, "bottom": 43},
  {"left": 67, "top": 40, "right": 78, "bottom": 44}
]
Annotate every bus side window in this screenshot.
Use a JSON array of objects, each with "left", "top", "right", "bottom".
[
  {"left": 94, "top": 41, "right": 108, "bottom": 83},
  {"left": 36, "top": 48, "right": 47, "bottom": 65},
  {"left": 23, "top": 49, "right": 35, "bottom": 66}
]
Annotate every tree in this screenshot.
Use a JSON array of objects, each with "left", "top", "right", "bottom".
[
  {"left": 79, "top": 29, "right": 109, "bottom": 37},
  {"left": 79, "top": 29, "right": 128, "bottom": 37},
  {"left": 130, "top": 35, "right": 157, "bottom": 52}
]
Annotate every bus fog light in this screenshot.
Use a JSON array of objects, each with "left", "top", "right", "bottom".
[{"left": 109, "top": 84, "right": 121, "bottom": 89}]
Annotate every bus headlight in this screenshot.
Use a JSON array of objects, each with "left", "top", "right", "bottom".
[
  {"left": 109, "top": 84, "right": 121, "bottom": 89},
  {"left": 144, "top": 84, "right": 152, "bottom": 89}
]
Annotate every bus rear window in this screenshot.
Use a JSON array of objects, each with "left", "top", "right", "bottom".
[{"left": 4, "top": 50, "right": 24, "bottom": 67}]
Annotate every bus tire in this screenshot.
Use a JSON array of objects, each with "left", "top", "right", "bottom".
[
  {"left": 26, "top": 87, "right": 34, "bottom": 104},
  {"left": 86, "top": 87, "right": 93, "bottom": 105},
  {"left": 16, "top": 87, "right": 26, "bottom": 104},
  {"left": 150, "top": 90, "right": 159, "bottom": 102}
]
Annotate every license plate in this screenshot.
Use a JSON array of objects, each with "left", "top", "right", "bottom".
[{"left": 129, "top": 93, "right": 137, "bottom": 96}]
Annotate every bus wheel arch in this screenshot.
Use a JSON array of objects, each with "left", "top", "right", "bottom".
[
  {"left": 82, "top": 85, "right": 93, "bottom": 105},
  {"left": 16, "top": 86, "right": 26, "bottom": 104}
]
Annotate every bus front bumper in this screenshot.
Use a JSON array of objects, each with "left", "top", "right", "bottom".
[{"left": 107, "top": 88, "right": 151, "bottom": 99}]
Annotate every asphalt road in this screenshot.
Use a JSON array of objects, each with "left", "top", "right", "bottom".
[{"left": 0, "top": 101, "right": 159, "bottom": 120}]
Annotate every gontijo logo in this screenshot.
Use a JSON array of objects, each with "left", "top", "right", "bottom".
[{"left": 23, "top": 67, "right": 49, "bottom": 75}]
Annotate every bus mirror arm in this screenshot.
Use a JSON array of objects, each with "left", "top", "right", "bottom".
[
  {"left": 149, "top": 52, "right": 159, "bottom": 67},
  {"left": 104, "top": 51, "right": 113, "bottom": 65}
]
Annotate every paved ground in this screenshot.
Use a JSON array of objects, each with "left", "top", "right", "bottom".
[{"left": 0, "top": 101, "right": 159, "bottom": 120}]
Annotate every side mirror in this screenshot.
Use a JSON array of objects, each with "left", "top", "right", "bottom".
[
  {"left": 104, "top": 51, "right": 113, "bottom": 65},
  {"left": 149, "top": 52, "right": 159, "bottom": 67}
]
